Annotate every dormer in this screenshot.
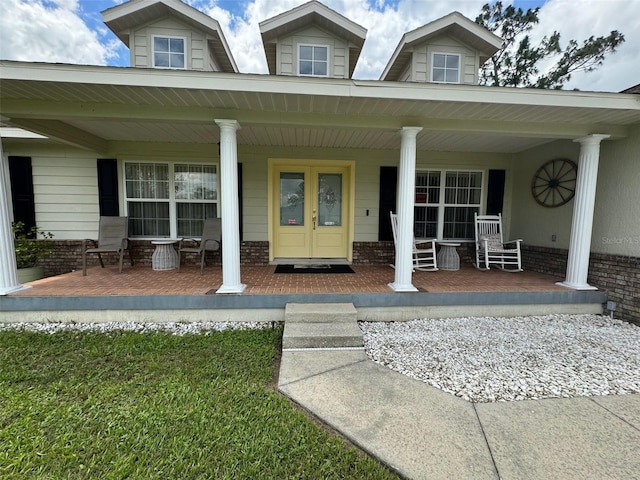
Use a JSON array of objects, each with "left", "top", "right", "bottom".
[
  {"left": 259, "top": 0, "right": 366, "bottom": 79},
  {"left": 102, "top": 0, "right": 237, "bottom": 73},
  {"left": 381, "top": 12, "right": 501, "bottom": 85}
]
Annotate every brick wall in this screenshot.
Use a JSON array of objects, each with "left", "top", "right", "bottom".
[
  {"left": 38, "top": 239, "right": 270, "bottom": 275},
  {"left": 523, "top": 245, "right": 640, "bottom": 325},
  {"left": 352, "top": 241, "right": 394, "bottom": 265}
]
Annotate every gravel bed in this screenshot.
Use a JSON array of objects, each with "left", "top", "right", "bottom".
[
  {"left": 360, "top": 314, "right": 640, "bottom": 403},
  {"left": 0, "top": 321, "right": 274, "bottom": 335}
]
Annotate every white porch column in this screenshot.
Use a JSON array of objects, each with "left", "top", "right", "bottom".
[
  {"left": 0, "top": 140, "right": 28, "bottom": 295},
  {"left": 389, "top": 126, "right": 422, "bottom": 292},
  {"left": 558, "top": 134, "right": 610, "bottom": 290},
  {"left": 214, "top": 119, "right": 246, "bottom": 294}
]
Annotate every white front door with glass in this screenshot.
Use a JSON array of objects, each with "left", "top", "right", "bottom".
[{"left": 272, "top": 164, "right": 350, "bottom": 260}]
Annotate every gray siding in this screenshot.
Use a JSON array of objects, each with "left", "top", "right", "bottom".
[
  {"left": 129, "top": 17, "right": 215, "bottom": 72},
  {"left": 276, "top": 26, "right": 350, "bottom": 79},
  {"left": 411, "top": 34, "right": 479, "bottom": 85}
]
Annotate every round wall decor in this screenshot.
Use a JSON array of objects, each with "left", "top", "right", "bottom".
[{"left": 531, "top": 158, "right": 577, "bottom": 207}]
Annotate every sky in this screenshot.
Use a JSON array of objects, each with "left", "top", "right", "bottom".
[{"left": 0, "top": 0, "right": 638, "bottom": 92}]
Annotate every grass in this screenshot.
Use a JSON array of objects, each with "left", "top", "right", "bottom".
[{"left": 0, "top": 327, "right": 399, "bottom": 479}]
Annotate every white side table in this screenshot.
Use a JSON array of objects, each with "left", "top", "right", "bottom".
[
  {"left": 151, "top": 240, "right": 179, "bottom": 271},
  {"left": 437, "top": 242, "right": 461, "bottom": 271}
]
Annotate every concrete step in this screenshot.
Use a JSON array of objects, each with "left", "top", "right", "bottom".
[
  {"left": 285, "top": 303, "right": 358, "bottom": 323},
  {"left": 283, "top": 322, "right": 364, "bottom": 349}
]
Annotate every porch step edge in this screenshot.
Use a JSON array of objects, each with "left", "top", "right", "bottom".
[
  {"left": 282, "top": 322, "right": 363, "bottom": 349},
  {"left": 285, "top": 303, "right": 357, "bottom": 323}
]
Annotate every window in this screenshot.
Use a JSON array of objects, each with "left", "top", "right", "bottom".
[
  {"left": 298, "top": 44, "right": 328, "bottom": 76},
  {"left": 153, "top": 36, "right": 185, "bottom": 69},
  {"left": 415, "top": 170, "right": 483, "bottom": 240},
  {"left": 431, "top": 53, "right": 460, "bottom": 83},
  {"left": 124, "top": 162, "right": 218, "bottom": 238}
]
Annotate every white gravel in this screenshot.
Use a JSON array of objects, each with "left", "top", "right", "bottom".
[
  {"left": 0, "top": 321, "right": 273, "bottom": 335},
  {"left": 360, "top": 314, "right": 640, "bottom": 403}
]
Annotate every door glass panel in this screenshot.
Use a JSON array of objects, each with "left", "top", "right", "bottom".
[
  {"left": 280, "top": 172, "right": 305, "bottom": 226},
  {"left": 318, "top": 173, "right": 342, "bottom": 227}
]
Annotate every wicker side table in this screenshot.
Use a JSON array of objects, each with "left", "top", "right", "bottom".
[
  {"left": 437, "top": 242, "right": 461, "bottom": 271},
  {"left": 151, "top": 240, "right": 179, "bottom": 271}
]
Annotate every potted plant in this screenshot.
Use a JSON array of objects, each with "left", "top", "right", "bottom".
[{"left": 12, "top": 221, "right": 54, "bottom": 283}]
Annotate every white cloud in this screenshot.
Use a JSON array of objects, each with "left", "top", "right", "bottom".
[
  {"left": 0, "top": 0, "right": 121, "bottom": 65},
  {"left": 534, "top": 0, "right": 640, "bottom": 92},
  {"left": 1, "top": 0, "right": 637, "bottom": 92}
]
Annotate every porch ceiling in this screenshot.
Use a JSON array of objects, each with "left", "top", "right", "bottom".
[{"left": 1, "top": 61, "right": 639, "bottom": 155}]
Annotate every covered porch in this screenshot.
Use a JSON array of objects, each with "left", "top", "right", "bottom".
[
  {"left": 2, "top": 264, "right": 606, "bottom": 323},
  {"left": 1, "top": 61, "right": 638, "bottom": 302}
]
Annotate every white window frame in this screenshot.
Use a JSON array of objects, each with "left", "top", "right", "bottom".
[
  {"left": 152, "top": 35, "right": 187, "bottom": 70},
  {"left": 123, "top": 160, "right": 219, "bottom": 239},
  {"left": 414, "top": 169, "right": 484, "bottom": 241},
  {"left": 297, "top": 43, "right": 329, "bottom": 77},
  {"left": 430, "top": 52, "right": 461, "bottom": 84}
]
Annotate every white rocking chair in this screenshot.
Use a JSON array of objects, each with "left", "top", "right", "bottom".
[
  {"left": 474, "top": 213, "right": 523, "bottom": 271},
  {"left": 390, "top": 212, "right": 438, "bottom": 271}
]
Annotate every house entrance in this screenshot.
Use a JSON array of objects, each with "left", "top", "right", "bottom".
[{"left": 270, "top": 161, "right": 353, "bottom": 261}]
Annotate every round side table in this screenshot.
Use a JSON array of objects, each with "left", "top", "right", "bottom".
[
  {"left": 437, "top": 242, "right": 461, "bottom": 271},
  {"left": 151, "top": 240, "right": 179, "bottom": 271}
]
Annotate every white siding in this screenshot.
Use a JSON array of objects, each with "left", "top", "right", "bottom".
[
  {"left": 236, "top": 145, "right": 513, "bottom": 242},
  {"left": 276, "top": 26, "right": 350, "bottom": 79},
  {"left": 4, "top": 142, "right": 517, "bottom": 245},
  {"left": 512, "top": 127, "right": 640, "bottom": 257},
  {"left": 2, "top": 145, "right": 101, "bottom": 239}
]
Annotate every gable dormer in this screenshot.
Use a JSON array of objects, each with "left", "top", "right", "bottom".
[
  {"left": 259, "top": 0, "right": 366, "bottom": 79},
  {"left": 102, "top": 0, "right": 237, "bottom": 73},
  {"left": 381, "top": 12, "right": 501, "bottom": 84}
]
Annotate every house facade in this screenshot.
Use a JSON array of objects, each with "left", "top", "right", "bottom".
[{"left": 1, "top": 1, "right": 639, "bottom": 321}]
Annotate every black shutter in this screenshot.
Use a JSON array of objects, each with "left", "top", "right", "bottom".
[
  {"left": 97, "top": 159, "right": 119, "bottom": 216},
  {"left": 487, "top": 169, "right": 506, "bottom": 215},
  {"left": 8, "top": 156, "right": 36, "bottom": 234},
  {"left": 237, "top": 162, "right": 243, "bottom": 241},
  {"left": 378, "top": 166, "right": 398, "bottom": 241}
]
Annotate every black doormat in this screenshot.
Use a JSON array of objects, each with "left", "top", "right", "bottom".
[{"left": 274, "top": 264, "right": 355, "bottom": 274}]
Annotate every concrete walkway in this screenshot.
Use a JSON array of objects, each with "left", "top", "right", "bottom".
[{"left": 278, "top": 346, "right": 640, "bottom": 479}]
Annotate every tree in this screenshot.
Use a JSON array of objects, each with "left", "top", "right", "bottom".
[{"left": 475, "top": 2, "right": 625, "bottom": 89}]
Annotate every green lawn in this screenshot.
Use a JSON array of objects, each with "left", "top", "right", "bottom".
[{"left": 0, "top": 327, "right": 399, "bottom": 479}]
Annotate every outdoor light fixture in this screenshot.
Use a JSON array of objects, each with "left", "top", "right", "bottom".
[{"left": 606, "top": 300, "right": 618, "bottom": 319}]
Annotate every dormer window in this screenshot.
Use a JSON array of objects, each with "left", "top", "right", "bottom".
[
  {"left": 153, "top": 36, "right": 186, "bottom": 69},
  {"left": 298, "top": 44, "right": 328, "bottom": 76},
  {"left": 431, "top": 53, "right": 460, "bottom": 83}
]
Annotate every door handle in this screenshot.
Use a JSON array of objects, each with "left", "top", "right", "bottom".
[{"left": 312, "top": 211, "right": 317, "bottom": 230}]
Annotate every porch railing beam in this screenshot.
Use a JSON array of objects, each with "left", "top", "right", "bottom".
[
  {"left": 215, "top": 119, "right": 246, "bottom": 294},
  {"left": 389, "top": 126, "right": 422, "bottom": 292},
  {"left": 558, "top": 134, "right": 610, "bottom": 290}
]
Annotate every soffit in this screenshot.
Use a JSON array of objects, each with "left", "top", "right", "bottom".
[{"left": 2, "top": 63, "right": 639, "bottom": 154}]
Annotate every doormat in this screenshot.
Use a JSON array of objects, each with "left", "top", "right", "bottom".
[{"left": 274, "top": 264, "right": 355, "bottom": 274}]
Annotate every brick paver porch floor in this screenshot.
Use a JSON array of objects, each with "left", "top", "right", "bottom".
[{"left": 12, "top": 264, "right": 570, "bottom": 297}]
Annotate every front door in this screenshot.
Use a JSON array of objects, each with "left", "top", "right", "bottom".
[{"left": 272, "top": 163, "right": 351, "bottom": 260}]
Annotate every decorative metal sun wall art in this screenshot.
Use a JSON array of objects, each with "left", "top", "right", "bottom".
[{"left": 531, "top": 158, "right": 578, "bottom": 207}]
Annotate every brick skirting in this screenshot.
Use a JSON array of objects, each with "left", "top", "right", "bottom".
[{"left": 523, "top": 245, "right": 639, "bottom": 325}]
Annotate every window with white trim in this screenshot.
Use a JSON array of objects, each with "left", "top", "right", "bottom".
[
  {"left": 431, "top": 53, "right": 460, "bottom": 83},
  {"left": 124, "top": 162, "right": 218, "bottom": 238},
  {"left": 414, "top": 170, "right": 483, "bottom": 240},
  {"left": 298, "top": 44, "right": 328, "bottom": 76},
  {"left": 153, "top": 36, "right": 186, "bottom": 69}
]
